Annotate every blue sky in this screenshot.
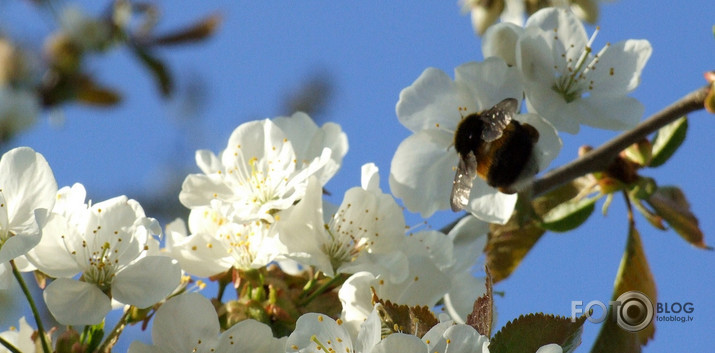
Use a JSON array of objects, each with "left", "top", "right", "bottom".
[{"left": 1, "top": 1, "right": 713, "bottom": 352}]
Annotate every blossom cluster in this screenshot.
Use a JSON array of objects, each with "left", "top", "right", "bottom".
[
  {"left": 390, "top": 7, "right": 650, "bottom": 224},
  {"left": 0, "top": 6, "right": 653, "bottom": 353}
]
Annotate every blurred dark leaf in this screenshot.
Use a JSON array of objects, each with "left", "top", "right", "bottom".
[
  {"left": 148, "top": 13, "right": 222, "bottom": 46},
  {"left": 646, "top": 186, "right": 710, "bottom": 249},
  {"left": 489, "top": 313, "right": 587, "bottom": 353},
  {"left": 283, "top": 71, "right": 333, "bottom": 120},
  {"left": 76, "top": 76, "right": 122, "bottom": 106},
  {"left": 649, "top": 117, "right": 687, "bottom": 167},
  {"left": 130, "top": 45, "right": 173, "bottom": 97}
]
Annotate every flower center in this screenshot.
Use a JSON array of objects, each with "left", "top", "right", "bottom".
[
  {"left": 62, "top": 221, "right": 139, "bottom": 293},
  {"left": 552, "top": 26, "right": 610, "bottom": 103},
  {"left": 220, "top": 222, "right": 263, "bottom": 270},
  {"left": 322, "top": 203, "right": 373, "bottom": 271}
]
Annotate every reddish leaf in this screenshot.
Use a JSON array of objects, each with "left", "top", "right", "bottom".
[{"left": 466, "top": 267, "right": 494, "bottom": 337}]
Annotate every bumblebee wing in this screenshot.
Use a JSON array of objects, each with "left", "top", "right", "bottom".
[
  {"left": 450, "top": 152, "right": 478, "bottom": 212},
  {"left": 479, "top": 98, "right": 518, "bottom": 142}
]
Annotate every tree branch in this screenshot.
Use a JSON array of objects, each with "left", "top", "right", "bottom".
[{"left": 531, "top": 84, "right": 711, "bottom": 196}]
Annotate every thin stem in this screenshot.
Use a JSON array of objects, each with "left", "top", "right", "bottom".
[
  {"left": 96, "top": 307, "right": 132, "bottom": 353},
  {"left": 299, "top": 274, "right": 347, "bottom": 307},
  {"left": 0, "top": 336, "right": 22, "bottom": 353},
  {"left": 10, "top": 260, "right": 52, "bottom": 353},
  {"left": 532, "top": 84, "right": 710, "bottom": 196}
]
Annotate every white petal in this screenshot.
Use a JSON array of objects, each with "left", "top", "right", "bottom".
[
  {"left": 151, "top": 293, "right": 220, "bottom": 352},
  {"left": 44, "top": 278, "right": 110, "bottom": 325},
  {"left": 25, "top": 213, "right": 82, "bottom": 278},
  {"left": 360, "top": 163, "right": 380, "bottom": 192},
  {"left": 273, "top": 112, "right": 349, "bottom": 185},
  {"left": 536, "top": 343, "right": 564, "bottom": 353},
  {"left": 215, "top": 319, "right": 286, "bottom": 353},
  {"left": 339, "top": 272, "right": 377, "bottom": 337},
  {"left": 277, "top": 176, "right": 333, "bottom": 275},
  {"left": 517, "top": 31, "right": 559, "bottom": 89},
  {"left": 195, "top": 149, "right": 222, "bottom": 174},
  {"left": 0, "top": 199, "right": 42, "bottom": 263},
  {"left": 372, "top": 333, "right": 427, "bottom": 353},
  {"left": 447, "top": 215, "right": 489, "bottom": 272},
  {"left": 572, "top": 95, "right": 644, "bottom": 130},
  {"left": 523, "top": 82, "right": 581, "bottom": 134},
  {"left": 286, "top": 313, "right": 352, "bottom": 352},
  {"left": 405, "top": 230, "right": 455, "bottom": 270},
  {"left": 113, "top": 256, "right": 181, "bottom": 308},
  {"left": 354, "top": 308, "right": 381, "bottom": 353},
  {"left": 0, "top": 262, "right": 12, "bottom": 289},
  {"left": 454, "top": 58, "right": 523, "bottom": 111},
  {"left": 340, "top": 251, "right": 409, "bottom": 284},
  {"left": 166, "top": 227, "right": 233, "bottom": 278},
  {"left": 396, "top": 67, "right": 464, "bottom": 133},
  {"left": 589, "top": 39, "right": 652, "bottom": 96},
  {"left": 443, "top": 325, "right": 489, "bottom": 352},
  {"left": 467, "top": 180, "right": 517, "bottom": 224},
  {"left": 482, "top": 22, "right": 524, "bottom": 66},
  {"left": 525, "top": 8, "right": 588, "bottom": 65},
  {"left": 179, "top": 173, "right": 233, "bottom": 209},
  {"left": 0, "top": 147, "right": 57, "bottom": 232},
  {"left": 389, "top": 129, "right": 456, "bottom": 217},
  {"left": 384, "top": 255, "right": 450, "bottom": 306}
]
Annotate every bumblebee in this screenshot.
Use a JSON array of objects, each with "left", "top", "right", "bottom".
[{"left": 450, "top": 98, "right": 540, "bottom": 212}]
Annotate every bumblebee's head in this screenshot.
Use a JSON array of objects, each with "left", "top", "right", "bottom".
[{"left": 453, "top": 113, "right": 486, "bottom": 156}]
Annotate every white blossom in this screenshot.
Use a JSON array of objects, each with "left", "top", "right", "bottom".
[
  {"left": 27, "top": 184, "right": 180, "bottom": 325},
  {"left": 516, "top": 8, "right": 652, "bottom": 133},
  {"left": 278, "top": 164, "right": 408, "bottom": 280},
  {"left": 129, "top": 292, "right": 285, "bottom": 353}
]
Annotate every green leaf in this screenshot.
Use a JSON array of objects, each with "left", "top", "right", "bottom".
[
  {"left": 130, "top": 45, "right": 173, "bottom": 97},
  {"left": 541, "top": 196, "right": 598, "bottom": 232},
  {"left": 646, "top": 186, "right": 710, "bottom": 249},
  {"left": 489, "top": 313, "right": 588, "bottom": 353},
  {"left": 465, "top": 267, "right": 494, "bottom": 337},
  {"left": 591, "top": 223, "right": 657, "bottom": 352},
  {"left": 650, "top": 117, "right": 687, "bottom": 167}
]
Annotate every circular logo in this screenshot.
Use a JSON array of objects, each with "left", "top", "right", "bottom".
[{"left": 615, "top": 291, "right": 654, "bottom": 332}]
